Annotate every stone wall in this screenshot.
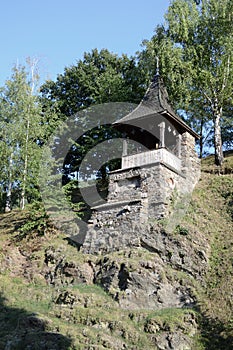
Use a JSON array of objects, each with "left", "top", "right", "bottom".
[
  {"left": 82, "top": 164, "right": 184, "bottom": 254},
  {"left": 180, "top": 132, "right": 201, "bottom": 192},
  {"left": 107, "top": 168, "right": 141, "bottom": 202},
  {"left": 82, "top": 201, "right": 142, "bottom": 254},
  {"left": 82, "top": 131, "right": 200, "bottom": 254}
]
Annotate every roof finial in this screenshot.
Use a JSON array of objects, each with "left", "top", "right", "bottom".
[{"left": 156, "top": 56, "right": 160, "bottom": 76}]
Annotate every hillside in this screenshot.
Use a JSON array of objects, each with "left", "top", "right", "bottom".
[{"left": 0, "top": 153, "right": 232, "bottom": 350}]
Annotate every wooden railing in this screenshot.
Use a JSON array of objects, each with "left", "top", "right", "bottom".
[{"left": 121, "top": 148, "right": 181, "bottom": 171}]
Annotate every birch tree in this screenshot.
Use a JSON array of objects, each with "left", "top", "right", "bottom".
[
  {"left": 20, "top": 58, "right": 41, "bottom": 210},
  {"left": 0, "top": 68, "right": 24, "bottom": 212},
  {"left": 140, "top": 0, "right": 233, "bottom": 165},
  {"left": 0, "top": 62, "right": 43, "bottom": 211}
]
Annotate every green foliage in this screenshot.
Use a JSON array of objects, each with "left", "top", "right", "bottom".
[
  {"left": 41, "top": 49, "right": 145, "bottom": 118},
  {"left": 175, "top": 224, "right": 189, "bottom": 236},
  {"left": 0, "top": 62, "right": 52, "bottom": 212},
  {"left": 40, "top": 49, "right": 147, "bottom": 184},
  {"left": 62, "top": 180, "right": 85, "bottom": 216},
  {"left": 210, "top": 176, "right": 233, "bottom": 218},
  {"left": 139, "top": 0, "right": 233, "bottom": 162},
  {"left": 144, "top": 308, "right": 197, "bottom": 330},
  {"left": 18, "top": 202, "right": 49, "bottom": 238}
]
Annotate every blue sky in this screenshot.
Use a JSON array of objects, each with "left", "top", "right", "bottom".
[{"left": 1, "top": 0, "right": 170, "bottom": 86}]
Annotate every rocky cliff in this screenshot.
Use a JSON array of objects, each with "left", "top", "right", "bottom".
[{"left": 0, "top": 153, "right": 232, "bottom": 349}]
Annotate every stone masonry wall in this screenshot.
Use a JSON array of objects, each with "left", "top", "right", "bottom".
[
  {"left": 82, "top": 132, "right": 201, "bottom": 254},
  {"left": 82, "top": 163, "right": 185, "bottom": 254},
  {"left": 180, "top": 132, "right": 201, "bottom": 192},
  {"left": 82, "top": 201, "right": 142, "bottom": 254}
]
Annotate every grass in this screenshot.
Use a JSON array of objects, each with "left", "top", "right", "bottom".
[
  {"left": 0, "top": 152, "right": 232, "bottom": 349},
  {"left": 175, "top": 153, "right": 233, "bottom": 349},
  {"left": 0, "top": 242, "right": 156, "bottom": 349}
]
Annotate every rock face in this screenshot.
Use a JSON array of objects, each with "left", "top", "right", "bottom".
[
  {"left": 39, "top": 226, "right": 205, "bottom": 349},
  {"left": 41, "top": 217, "right": 209, "bottom": 313},
  {"left": 93, "top": 222, "right": 208, "bottom": 311},
  {"left": 96, "top": 258, "right": 196, "bottom": 310},
  {"left": 144, "top": 310, "right": 198, "bottom": 350},
  {"left": 40, "top": 236, "right": 203, "bottom": 349},
  {"left": 0, "top": 212, "right": 210, "bottom": 349},
  {"left": 44, "top": 245, "right": 95, "bottom": 286}
]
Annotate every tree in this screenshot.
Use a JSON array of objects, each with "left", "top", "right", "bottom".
[
  {"left": 221, "top": 105, "right": 233, "bottom": 150},
  {"left": 19, "top": 58, "right": 42, "bottom": 210},
  {"left": 0, "top": 111, "right": 17, "bottom": 212},
  {"left": 0, "top": 62, "right": 45, "bottom": 211},
  {"left": 139, "top": 0, "right": 233, "bottom": 165},
  {"left": 40, "top": 49, "right": 146, "bottom": 182},
  {"left": 41, "top": 49, "right": 145, "bottom": 117}
]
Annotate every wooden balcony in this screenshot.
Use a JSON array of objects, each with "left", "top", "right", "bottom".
[{"left": 121, "top": 148, "right": 181, "bottom": 171}]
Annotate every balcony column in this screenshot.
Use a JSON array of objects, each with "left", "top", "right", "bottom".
[
  {"left": 158, "top": 121, "right": 165, "bottom": 148},
  {"left": 177, "top": 134, "right": 182, "bottom": 158},
  {"left": 122, "top": 139, "right": 128, "bottom": 156}
]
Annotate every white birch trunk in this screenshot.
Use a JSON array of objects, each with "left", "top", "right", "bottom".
[
  {"left": 20, "top": 58, "right": 38, "bottom": 210},
  {"left": 5, "top": 152, "right": 13, "bottom": 212},
  {"left": 20, "top": 116, "right": 30, "bottom": 210},
  {"left": 213, "top": 100, "right": 224, "bottom": 167}
]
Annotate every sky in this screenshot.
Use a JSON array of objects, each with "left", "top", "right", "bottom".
[{"left": 1, "top": 0, "right": 171, "bottom": 86}]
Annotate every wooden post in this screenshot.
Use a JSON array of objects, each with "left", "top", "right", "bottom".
[
  {"left": 122, "top": 139, "right": 128, "bottom": 156},
  {"left": 158, "top": 122, "right": 165, "bottom": 148},
  {"left": 177, "top": 134, "right": 182, "bottom": 158}
]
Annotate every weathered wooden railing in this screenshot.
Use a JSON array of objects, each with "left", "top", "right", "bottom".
[{"left": 122, "top": 148, "right": 181, "bottom": 171}]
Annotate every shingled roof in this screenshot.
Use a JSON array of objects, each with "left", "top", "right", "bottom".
[{"left": 114, "top": 74, "right": 199, "bottom": 139}]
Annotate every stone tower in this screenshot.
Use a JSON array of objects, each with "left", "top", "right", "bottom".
[{"left": 81, "top": 74, "right": 200, "bottom": 254}]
